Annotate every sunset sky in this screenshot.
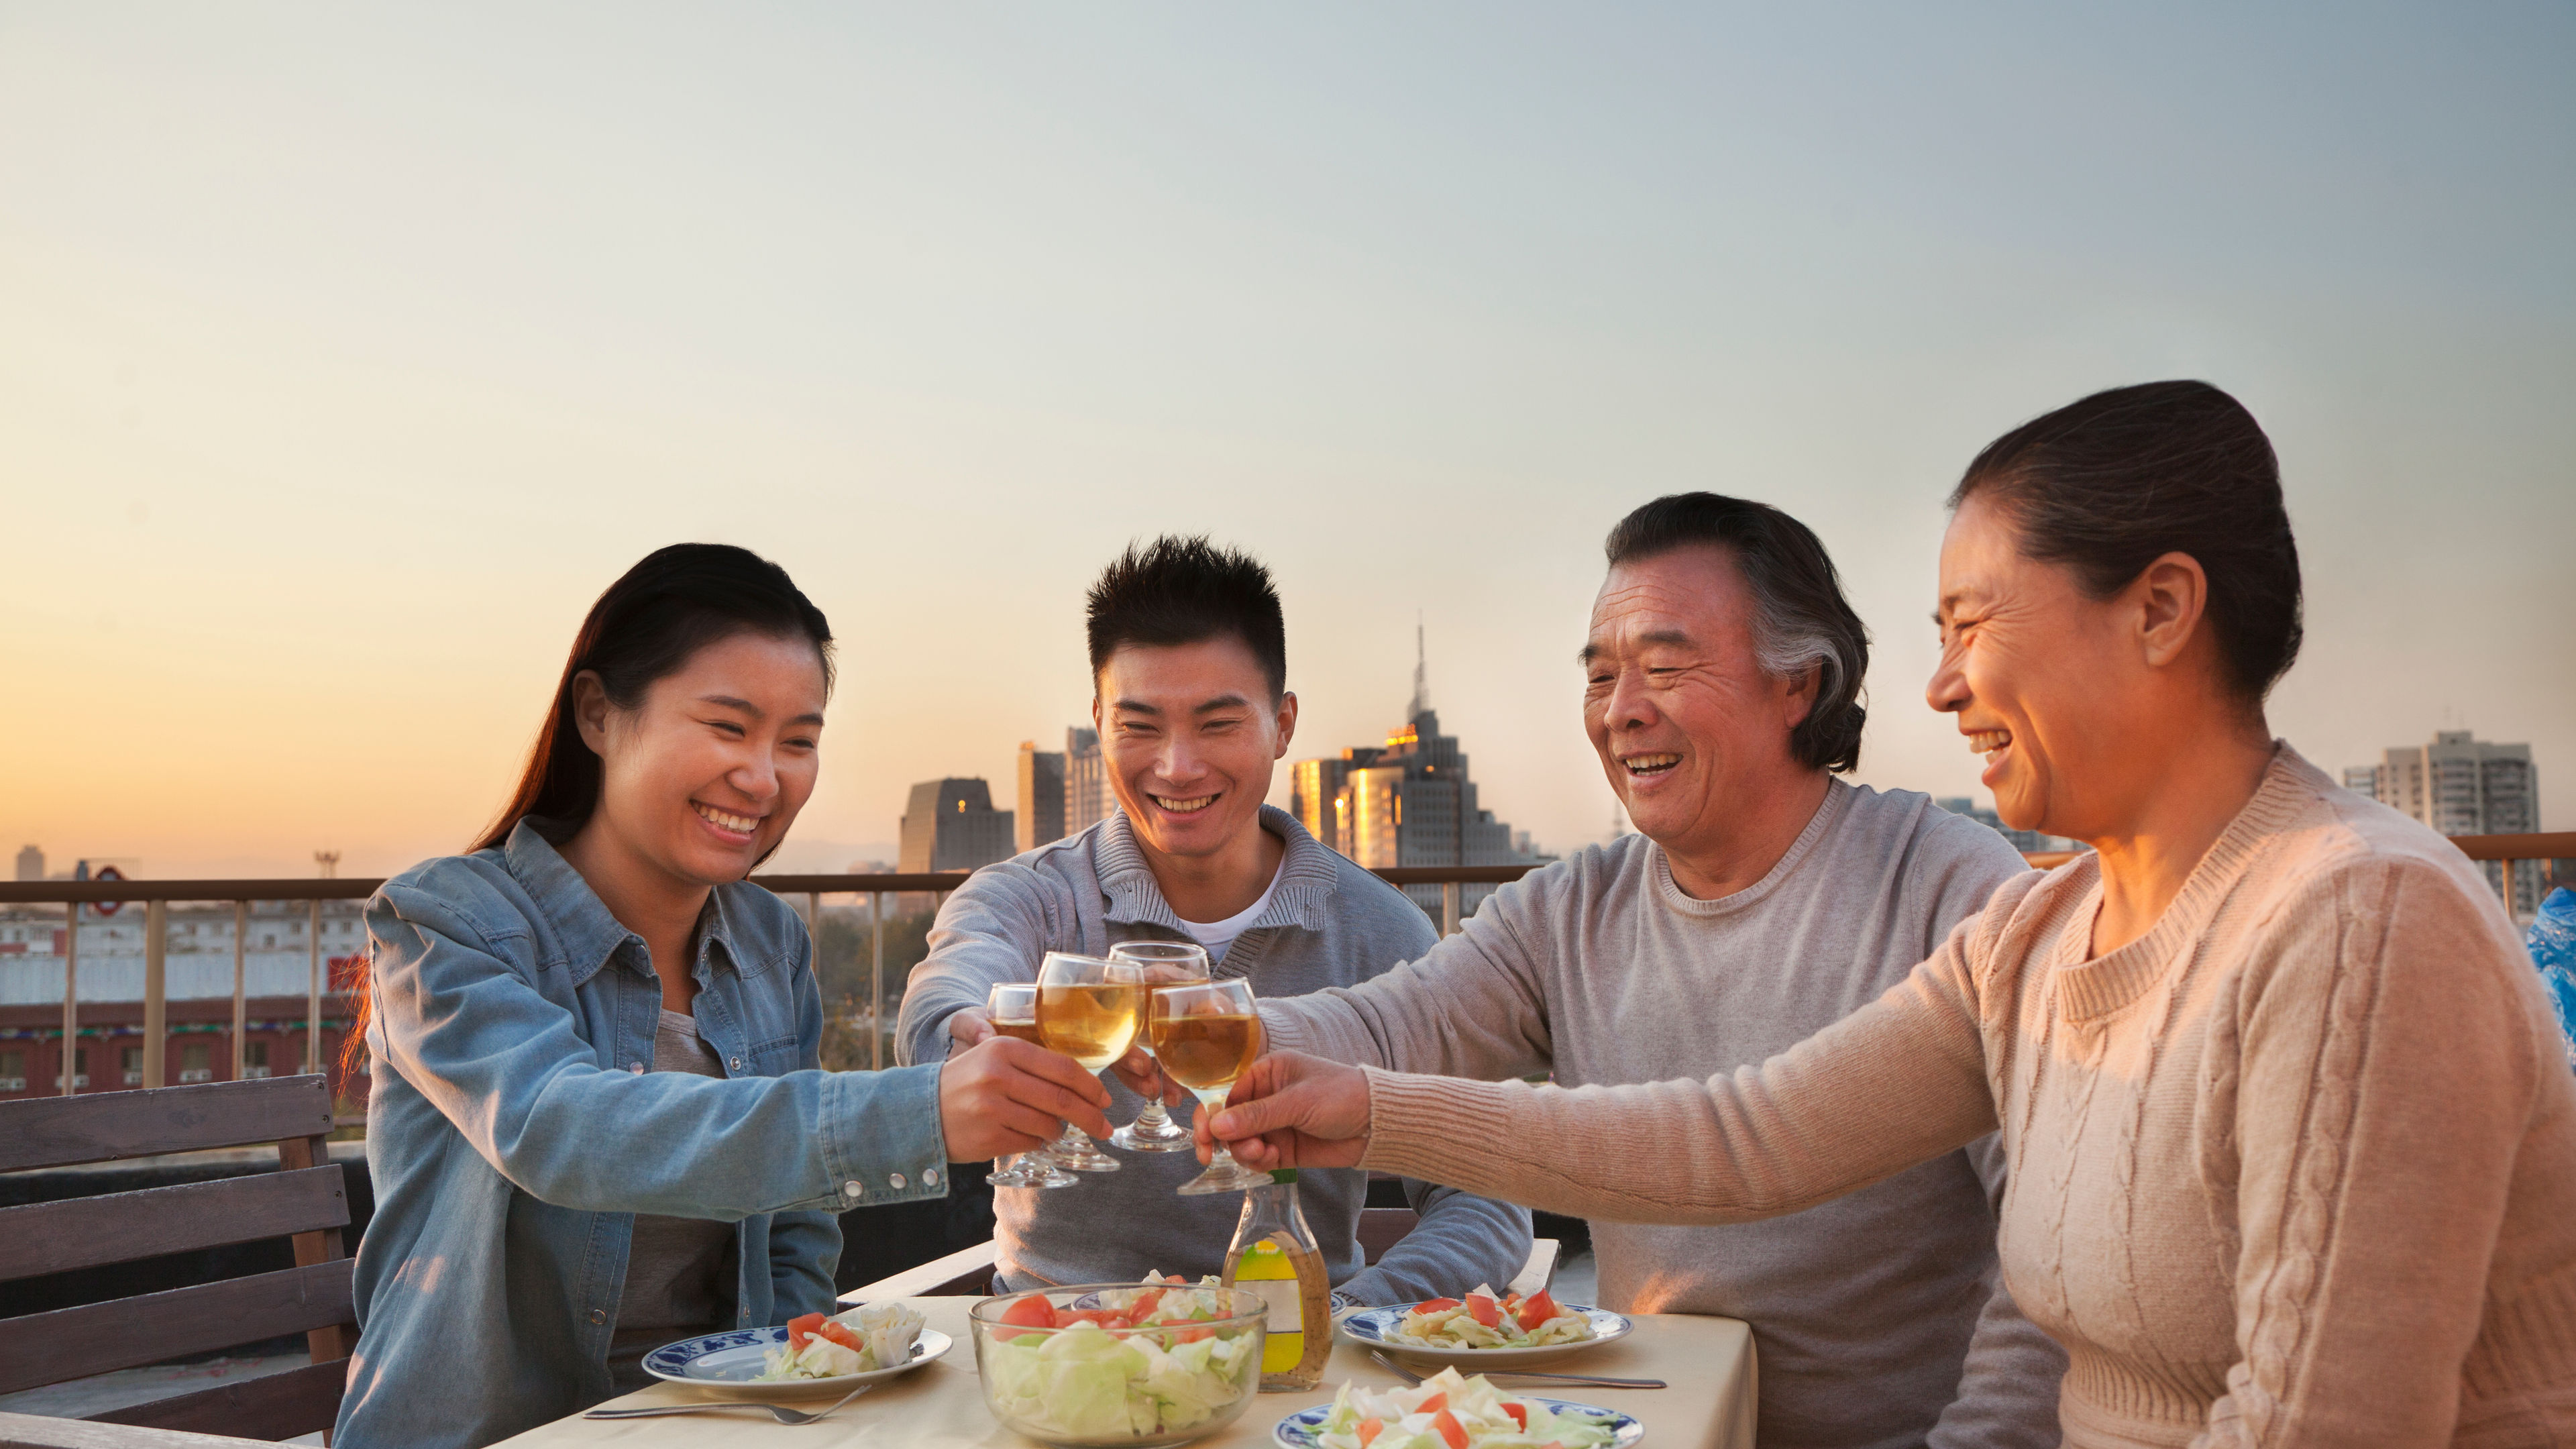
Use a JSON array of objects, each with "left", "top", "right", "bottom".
[{"left": 4, "top": 5, "right": 2569, "bottom": 880}]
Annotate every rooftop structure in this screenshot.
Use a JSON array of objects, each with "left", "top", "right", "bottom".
[
  {"left": 898, "top": 778, "right": 1016, "bottom": 875},
  {"left": 2349, "top": 729, "right": 2543, "bottom": 917}
]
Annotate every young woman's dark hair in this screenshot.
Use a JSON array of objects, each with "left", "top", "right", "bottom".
[
  {"left": 1951, "top": 380, "right": 2302, "bottom": 706},
  {"left": 343, "top": 543, "right": 831, "bottom": 1079},
  {"left": 1603, "top": 493, "right": 1872, "bottom": 774},
  {"left": 1086, "top": 535, "right": 1288, "bottom": 699}
]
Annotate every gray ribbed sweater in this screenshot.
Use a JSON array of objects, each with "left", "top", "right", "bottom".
[{"left": 1262, "top": 780, "right": 2065, "bottom": 1449}]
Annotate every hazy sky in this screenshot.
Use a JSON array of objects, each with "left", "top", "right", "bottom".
[{"left": 4, "top": 4, "right": 2569, "bottom": 879}]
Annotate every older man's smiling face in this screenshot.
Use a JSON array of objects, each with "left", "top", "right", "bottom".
[{"left": 1582, "top": 545, "right": 1815, "bottom": 859}]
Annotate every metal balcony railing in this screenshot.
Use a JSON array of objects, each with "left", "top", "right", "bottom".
[{"left": 1, "top": 831, "right": 2567, "bottom": 1104}]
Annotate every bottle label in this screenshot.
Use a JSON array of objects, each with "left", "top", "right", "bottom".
[{"left": 1244, "top": 1276, "right": 1300, "bottom": 1334}]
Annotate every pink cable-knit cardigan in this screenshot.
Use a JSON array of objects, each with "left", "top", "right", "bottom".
[{"left": 1351, "top": 749, "right": 2576, "bottom": 1446}]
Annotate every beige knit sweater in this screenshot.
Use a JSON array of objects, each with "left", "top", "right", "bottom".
[{"left": 1354, "top": 749, "right": 2576, "bottom": 1446}]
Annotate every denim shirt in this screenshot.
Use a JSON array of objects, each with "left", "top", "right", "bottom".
[{"left": 335, "top": 822, "right": 949, "bottom": 1449}]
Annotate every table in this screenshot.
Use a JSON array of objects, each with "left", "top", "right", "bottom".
[{"left": 496, "top": 1297, "right": 1756, "bottom": 1449}]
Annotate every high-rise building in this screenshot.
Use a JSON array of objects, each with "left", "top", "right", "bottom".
[
  {"left": 2349, "top": 729, "right": 2542, "bottom": 917},
  {"left": 13, "top": 845, "right": 40, "bottom": 883},
  {"left": 1064, "top": 727, "right": 1112, "bottom": 836},
  {"left": 1291, "top": 631, "right": 1534, "bottom": 920},
  {"left": 898, "top": 779, "right": 1016, "bottom": 875},
  {"left": 1017, "top": 742, "right": 1068, "bottom": 852}
]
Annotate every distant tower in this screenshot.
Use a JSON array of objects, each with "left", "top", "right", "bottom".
[
  {"left": 314, "top": 851, "right": 341, "bottom": 879},
  {"left": 13, "top": 845, "right": 40, "bottom": 882},
  {"left": 1408, "top": 615, "right": 1429, "bottom": 722}
]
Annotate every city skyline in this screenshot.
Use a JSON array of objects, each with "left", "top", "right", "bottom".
[{"left": 5, "top": 7, "right": 2569, "bottom": 879}]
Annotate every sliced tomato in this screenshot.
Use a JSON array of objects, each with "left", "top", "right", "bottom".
[
  {"left": 1356, "top": 1420, "right": 1384, "bottom": 1448},
  {"left": 1515, "top": 1289, "right": 1560, "bottom": 1332},
  {"left": 1416, "top": 1392, "right": 1447, "bottom": 1413},
  {"left": 1000, "top": 1294, "right": 1059, "bottom": 1330},
  {"left": 818, "top": 1320, "right": 864, "bottom": 1352},
  {"left": 1128, "top": 1287, "right": 1166, "bottom": 1320},
  {"left": 1430, "top": 1408, "right": 1469, "bottom": 1449},
  {"left": 1171, "top": 1324, "right": 1215, "bottom": 1344},
  {"left": 1464, "top": 1293, "right": 1501, "bottom": 1328},
  {"left": 1061, "top": 1307, "right": 1126, "bottom": 1328},
  {"left": 1503, "top": 1402, "right": 1529, "bottom": 1430},
  {"left": 1413, "top": 1297, "right": 1462, "bottom": 1314},
  {"left": 786, "top": 1312, "right": 825, "bottom": 1349}
]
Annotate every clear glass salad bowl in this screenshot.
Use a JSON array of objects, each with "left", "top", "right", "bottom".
[{"left": 969, "top": 1282, "right": 1269, "bottom": 1448}]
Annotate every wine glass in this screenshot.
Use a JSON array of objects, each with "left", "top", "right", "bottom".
[
  {"left": 1106, "top": 941, "right": 1212, "bottom": 1152},
  {"left": 1033, "top": 951, "right": 1145, "bottom": 1173},
  {"left": 982, "top": 983, "right": 1078, "bottom": 1189},
  {"left": 1148, "top": 977, "right": 1273, "bottom": 1195}
]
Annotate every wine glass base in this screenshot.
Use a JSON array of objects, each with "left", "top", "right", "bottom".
[
  {"left": 1177, "top": 1157, "right": 1276, "bottom": 1195},
  {"left": 1050, "top": 1131, "right": 1122, "bottom": 1172},
  {"left": 1110, "top": 1122, "right": 1199, "bottom": 1152},
  {"left": 989, "top": 1161, "right": 1081, "bottom": 1189}
]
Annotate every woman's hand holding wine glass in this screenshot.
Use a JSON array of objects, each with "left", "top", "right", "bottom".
[{"left": 1191, "top": 1049, "right": 1375, "bottom": 1173}]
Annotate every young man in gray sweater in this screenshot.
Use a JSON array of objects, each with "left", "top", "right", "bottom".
[
  {"left": 896, "top": 536, "right": 1529, "bottom": 1304},
  {"left": 1212, "top": 496, "right": 2069, "bottom": 1449}
]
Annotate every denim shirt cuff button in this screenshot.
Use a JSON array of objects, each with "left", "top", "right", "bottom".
[{"left": 843, "top": 1179, "right": 864, "bottom": 1199}]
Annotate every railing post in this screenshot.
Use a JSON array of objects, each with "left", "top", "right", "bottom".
[
  {"left": 307, "top": 899, "right": 323, "bottom": 1081},
  {"left": 1441, "top": 881, "right": 1460, "bottom": 938},
  {"left": 871, "top": 891, "right": 885, "bottom": 1073},
  {"left": 2501, "top": 859, "right": 2518, "bottom": 922},
  {"left": 143, "top": 898, "right": 167, "bottom": 1089},
  {"left": 60, "top": 898, "right": 78, "bottom": 1097},
  {"left": 232, "top": 900, "right": 248, "bottom": 1083}
]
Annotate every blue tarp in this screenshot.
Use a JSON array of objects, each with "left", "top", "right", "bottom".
[{"left": 2528, "top": 886, "right": 2576, "bottom": 1073}]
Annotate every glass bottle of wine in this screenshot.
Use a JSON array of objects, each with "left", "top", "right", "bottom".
[{"left": 1220, "top": 1169, "right": 1333, "bottom": 1391}]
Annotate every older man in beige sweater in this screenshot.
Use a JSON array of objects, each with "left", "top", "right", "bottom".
[{"left": 1245, "top": 495, "right": 2067, "bottom": 1449}]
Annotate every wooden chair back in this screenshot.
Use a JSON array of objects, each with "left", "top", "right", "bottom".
[{"left": 0, "top": 1077, "right": 355, "bottom": 1442}]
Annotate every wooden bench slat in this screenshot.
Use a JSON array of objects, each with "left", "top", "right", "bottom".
[
  {"left": 0, "top": 1079, "right": 335, "bottom": 1173},
  {"left": 0, "top": 1262, "right": 354, "bottom": 1396},
  {"left": 0, "top": 1413, "right": 268, "bottom": 1449},
  {"left": 88, "top": 1360, "right": 347, "bottom": 1442},
  {"left": 0, "top": 1168, "right": 350, "bottom": 1283}
]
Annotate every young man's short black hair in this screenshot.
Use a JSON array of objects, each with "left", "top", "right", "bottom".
[{"left": 1085, "top": 536, "right": 1287, "bottom": 699}]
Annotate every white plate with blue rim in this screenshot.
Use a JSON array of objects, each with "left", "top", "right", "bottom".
[
  {"left": 1273, "top": 1395, "right": 1642, "bottom": 1448},
  {"left": 1337, "top": 1302, "right": 1633, "bottom": 1369},
  {"left": 640, "top": 1326, "right": 949, "bottom": 1401}
]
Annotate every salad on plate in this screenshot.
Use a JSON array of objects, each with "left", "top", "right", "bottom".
[
  {"left": 755, "top": 1301, "right": 926, "bottom": 1381},
  {"left": 981, "top": 1276, "right": 1263, "bottom": 1441},
  {"left": 1385, "top": 1287, "right": 1593, "bottom": 1352},
  {"left": 1309, "top": 1368, "right": 1620, "bottom": 1449}
]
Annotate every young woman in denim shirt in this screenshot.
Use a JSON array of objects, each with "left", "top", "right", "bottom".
[{"left": 335, "top": 545, "right": 1111, "bottom": 1449}]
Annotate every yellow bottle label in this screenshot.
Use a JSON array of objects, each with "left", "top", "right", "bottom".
[{"left": 1233, "top": 1240, "right": 1304, "bottom": 1373}]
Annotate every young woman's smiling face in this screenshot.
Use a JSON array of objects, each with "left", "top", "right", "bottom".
[{"left": 575, "top": 631, "right": 827, "bottom": 888}]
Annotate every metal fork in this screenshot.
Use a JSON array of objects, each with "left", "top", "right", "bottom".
[
  {"left": 1369, "top": 1348, "right": 1666, "bottom": 1391},
  {"left": 584, "top": 1382, "right": 880, "bottom": 1425}
]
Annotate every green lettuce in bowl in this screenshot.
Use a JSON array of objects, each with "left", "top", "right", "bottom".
[{"left": 970, "top": 1279, "right": 1268, "bottom": 1446}]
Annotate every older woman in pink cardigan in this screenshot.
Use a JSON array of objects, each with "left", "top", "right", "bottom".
[{"left": 1210, "top": 381, "right": 2576, "bottom": 1447}]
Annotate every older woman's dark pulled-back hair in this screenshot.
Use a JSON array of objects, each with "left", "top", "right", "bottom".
[
  {"left": 1952, "top": 380, "right": 2303, "bottom": 705},
  {"left": 1605, "top": 494, "right": 1870, "bottom": 773}
]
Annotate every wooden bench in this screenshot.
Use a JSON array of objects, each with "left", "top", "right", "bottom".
[{"left": 0, "top": 1076, "right": 356, "bottom": 1444}]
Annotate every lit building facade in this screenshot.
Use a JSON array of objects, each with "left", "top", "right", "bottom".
[
  {"left": 1017, "top": 743, "right": 1068, "bottom": 852},
  {"left": 1064, "top": 727, "right": 1112, "bottom": 836},
  {"left": 1292, "top": 708, "right": 1533, "bottom": 920}
]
